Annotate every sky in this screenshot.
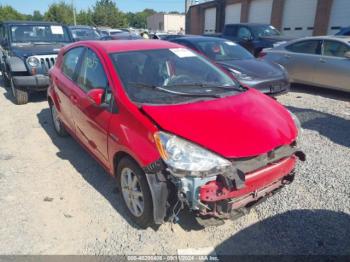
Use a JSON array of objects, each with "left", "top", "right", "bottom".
[{"left": 1, "top": 0, "right": 186, "bottom": 14}]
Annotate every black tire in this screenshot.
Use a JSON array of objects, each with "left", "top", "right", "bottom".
[
  {"left": 117, "top": 157, "right": 154, "bottom": 229},
  {"left": 50, "top": 102, "right": 69, "bottom": 137},
  {"left": 10, "top": 77, "right": 28, "bottom": 105}
]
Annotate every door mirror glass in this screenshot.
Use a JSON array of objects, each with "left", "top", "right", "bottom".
[
  {"left": 87, "top": 88, "right": 105, "bottom": 106},
  {"left": 345, "top": 51, "right": 350, "bottom": 59}
]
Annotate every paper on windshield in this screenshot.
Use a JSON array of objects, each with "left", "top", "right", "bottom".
[
  {"left": 51, "top": 26, "right": 64, "bottom": 35},
  {"left": 170, "top": 48, "right": 196, "bottom": 58},
  {"left": 225, "top": 41, "right": 237, "bottom": 46}
]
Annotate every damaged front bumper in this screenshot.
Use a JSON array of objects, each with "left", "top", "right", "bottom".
[{"left": 144, "top": 144, "right": 305, "bottom": 224}]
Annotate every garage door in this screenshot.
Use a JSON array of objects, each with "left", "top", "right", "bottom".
[
  {"left": 328, "top": 0, "right": 350, "bottom": 35},
  {"left": 248, "top": 0, "right": 273, "bottom": 24},
  {"left": 282, "top": 0, "right": 318, "bottom": 37},
  {"left": 225, "top": 3, "right": 241, "bottom": 24},
  {"left": 204, "top": 8, "right": 216, "bottom": 34}
]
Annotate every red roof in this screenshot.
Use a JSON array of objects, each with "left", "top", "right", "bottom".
[{"left": 80, "top": 40, "right": 182, "bottom": 53}]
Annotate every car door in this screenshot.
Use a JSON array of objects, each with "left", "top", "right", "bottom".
[
  {"left": 70, "top": 47, "right": 113, "bottom": 168},
  {"left": 54, "top": 47, "right": 85, "bottom": 132},
  {"left": 279, "top": 40, "right": 322, "bottom": 84},
  {"left": 314, "top": 40, "right": 350, "bottom": 91}
]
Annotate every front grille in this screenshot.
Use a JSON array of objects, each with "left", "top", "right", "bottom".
[
  {"left": 30, "top": 55, "right": 57, "bottom": 74},
  {"left": 40, "top": 57, "right": 56, "bottom": 70},
  {"left": 230, "top": 144, "right": 297, "bottom": 174}
]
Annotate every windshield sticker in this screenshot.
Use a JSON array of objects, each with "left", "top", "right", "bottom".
[
  {"left": 225, "top": 41, "right": 237, "bottom": 46},
  {"left": 51, "top": 26, "right": 64, "bottom": 35},
  {"left": 170, "top": 48, "right": 196, "bottom": 58}
]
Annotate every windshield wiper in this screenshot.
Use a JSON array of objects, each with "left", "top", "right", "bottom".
[
  {"left": 128, "top": 82, "right": 222, "bottom": 98},
  {"left": 166, "top": 82, "right": 245, "bottom": 92}
]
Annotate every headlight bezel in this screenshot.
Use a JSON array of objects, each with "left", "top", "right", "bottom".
[
  {"left": 154, "top": 131, "right": 233, "bottom": 178},
  {"left": 27, "top": 56, "right": 40, "bottom": 68}
]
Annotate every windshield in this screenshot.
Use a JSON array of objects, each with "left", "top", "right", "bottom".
[
  {"left": 252, "top": 25, "right": 281, "bottom": 37},
  {"left": 195, "top": 39, "right": 254, "bottom": 61},
  {"left": 111, "top": 48, "right": 243, "bottom": 105},
  {"left": 71, "top": 28, "right": 100, "bottom": 40},
  {"left": 10, "top": 25, "right": 71, "bottom": 43}
]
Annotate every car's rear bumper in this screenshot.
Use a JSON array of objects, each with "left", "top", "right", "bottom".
[{"left": 12, "top": 75, "right": 49, "bottom": 91}]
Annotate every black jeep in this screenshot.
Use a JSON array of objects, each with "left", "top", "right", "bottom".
[{"left": 0, "top": 21, "right": 73, "bottom": 104}]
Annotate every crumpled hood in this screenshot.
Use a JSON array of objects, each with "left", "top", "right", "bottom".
[
  {"left": 10, "top": 43, "right": 66, "bottom": 58},
  {"left": 142, "top": 89, "right": 297, "bottom": 158},
  {"left": 218, "top": 59, "right": 283, "bottom": 78}
]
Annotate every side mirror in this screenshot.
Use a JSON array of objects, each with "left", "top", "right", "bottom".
[
  {"left": 87, "top": 88, "right": 105, "bottom": 107},
  {"left": 345, "top": 51, "right": 350, "bottom": 59}
]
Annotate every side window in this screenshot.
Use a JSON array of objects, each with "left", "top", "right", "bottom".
[
  {"left": 286, "top": 40, "right": 321, "bottom": 55},
  {"left": 323, "top": 40, "right": 350, "bottom": 58},
  {"left": 237, "top": 27, "right": 252, "bottom": 39},
  {"left": 62, "top": 47, "right": 84, "bottom": 80},
  {"left": 77, "top": 48, "right": 108, "bottom": 92}
]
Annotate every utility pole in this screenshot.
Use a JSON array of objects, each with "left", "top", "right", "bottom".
[{"left": 72, "top": 0, "right": 77, "bottom": 26}]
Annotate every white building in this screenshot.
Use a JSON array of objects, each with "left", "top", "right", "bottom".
[
  {"left": 147, "top": 14, "right": 185, "bottom": 33},
  {"left": 187, "top": 0, "right": 350, "bottom": 37}
]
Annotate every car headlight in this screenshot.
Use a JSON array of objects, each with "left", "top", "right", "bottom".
[
  {"left": 27, "top": 56, "right": 40, "bottom": 67},
  {"left": 276, "top": 63, "right": 288, "bottom": 76},
  {"left": 229, "top": 68, "right": 253, "bottom": 81},
  {"left": 288, "top": 110, "right": 302, "bottom": 138},
  {"left": 154, "top": 131, "right": 232, "bottom": 177}
]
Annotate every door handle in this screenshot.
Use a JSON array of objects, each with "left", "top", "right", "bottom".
[
  {"left": 284, "top": 54, "right": 291, "bottom": 59},
  {"left": 319, "top": 58, "right": 326, "bottom": 63}
]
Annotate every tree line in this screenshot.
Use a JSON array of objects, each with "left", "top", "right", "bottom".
[{"left": 0, "top": 0, "right": 182, "bottom": 28}]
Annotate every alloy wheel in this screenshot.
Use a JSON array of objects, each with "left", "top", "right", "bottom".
[{"left": 120, "top": 167, "right": 145, "bottom": 217}]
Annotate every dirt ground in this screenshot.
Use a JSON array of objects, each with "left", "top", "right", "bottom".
[{"left": 0, "top": 76, "right": 349, "bottom": 255}]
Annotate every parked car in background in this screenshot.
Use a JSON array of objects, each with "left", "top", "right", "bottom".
[
  {"left": 0, "top": 21, "right": 73, "bottom": 104},
  {"left": 261, "top": 36, "right": 350, "bottom": 92},
  {"left": 69, "top": 25, "right": 101, "bottom": 41},
  {"left": 170, "top": 36, "right": 289, "bottom": 96},
  {"left": 100, "top": 32, "right": 142, "bottom": 41},
  {"left": 151, "top": 33, "right": 186, "bottom": 41},
  {"left": 215, "top": 23, "right": 294, "bottom": 57},
  {"left": 335, "top": 27, "right": 350, "bottom": 36},
  {"left": 48, "top": 40, "right": 304, "bottom": 228},
  {"left": 98, "top": 27, "right": 123, "bottom": 37}
]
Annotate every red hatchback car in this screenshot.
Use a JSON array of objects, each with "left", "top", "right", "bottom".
[{"left": 48, "top": 40, "right": 305, "bottom": 228}]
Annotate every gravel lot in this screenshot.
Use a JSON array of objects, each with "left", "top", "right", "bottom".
[{"left": 0, "top": 76, "right": 349, "bottom": 256}]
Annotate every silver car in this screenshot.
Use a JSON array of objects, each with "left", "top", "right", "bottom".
[{"left": 262, "top": 36, "right": 350, "bottom": 92}]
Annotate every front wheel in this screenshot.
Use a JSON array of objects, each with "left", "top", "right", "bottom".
[
  {"left": 117, "top": 157, "right": 154, "bottom": 228},
  {"left": 10, "top": 77, "right": 28, "bottom": 105}
]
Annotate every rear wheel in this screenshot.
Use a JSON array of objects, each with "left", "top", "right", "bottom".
[
  {"left": 50, "top": 102, "right": 68, "bottom": 137},
  {"left": 117, "top": 157, "right": 154, "bottom": 228},
  {"left": 10, "top": 77, "right": 28, "bottom": 105}
]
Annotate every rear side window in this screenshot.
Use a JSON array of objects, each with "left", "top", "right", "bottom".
[
  {"left": 62, "top": 47, "right": 84, "bottom": 79},
  {"left": 286, "top": 40, "right": 321, "bottom": 55},
  {"left": 323, "top": 40, "right": 350, "bottom": 58},
  {"left": 77, "top": 48, "right": 108, "bottom": 92}
]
